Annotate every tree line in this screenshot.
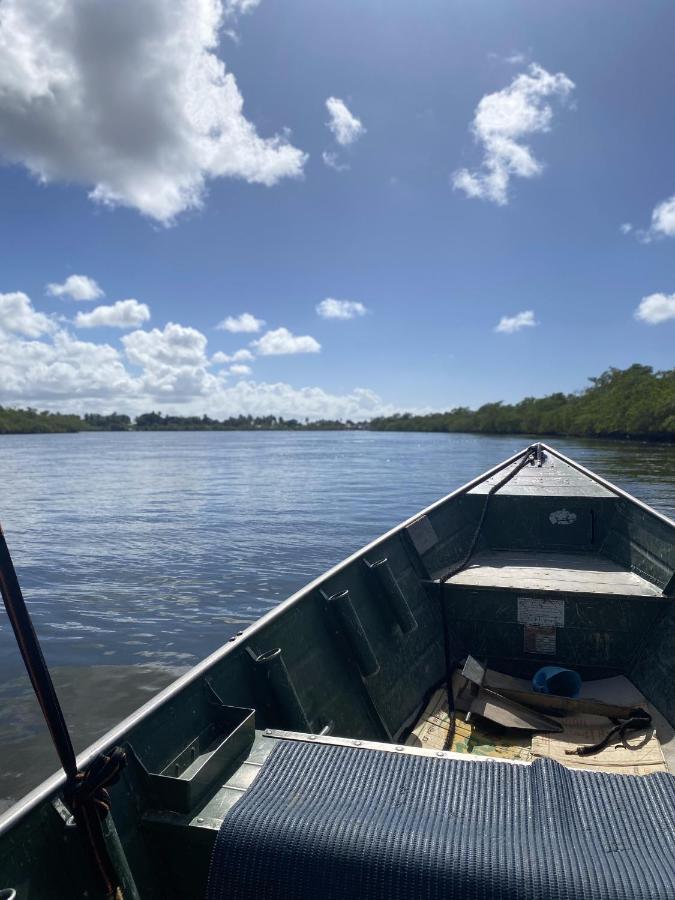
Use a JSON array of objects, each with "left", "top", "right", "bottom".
[
  {"left": 0, "top": 364, "right": 672, "bottom": 440},
  {"left": 369, "top": 364, "right": 674, "bottom": 440}
]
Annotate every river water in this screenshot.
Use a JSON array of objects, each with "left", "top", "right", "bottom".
[{"left": 0, "top": 431, "right": 673, "bottom": 809}]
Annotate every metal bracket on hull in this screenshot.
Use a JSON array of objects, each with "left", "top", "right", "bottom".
[{"left": 363, "top": 557, "right": 418, "bottom": 634}]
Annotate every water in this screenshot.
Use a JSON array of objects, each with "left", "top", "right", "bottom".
[{"left": 0, "top": 431, "right": 673, "bottom": 809}]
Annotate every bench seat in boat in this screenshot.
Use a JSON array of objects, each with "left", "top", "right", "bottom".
[{"left": 437, "top": 550, "right": 662, "bottom": 596}]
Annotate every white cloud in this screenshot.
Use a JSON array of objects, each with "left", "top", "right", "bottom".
[
  {"left": 75, "top": 299, "right": 151, "bottom": 329},
  {"left": 453, "top": 64, "right": 574, "bottom": 205},
  {"left": 0, "top": 289, "right": 398, "bottom": 419},
  {"left": 0, "top": 291, "right": 55, "bottom": 337},
  {"left": 232, "top": 348, "right": 254, "bottom": 362},
  {"left": 0, "top": 304, "right": 134, "bottom": 409},
  {"left": 0, "top": 0, "right": 306, "bottom": 223},
  {"left": 325, "top": 97, "right": 365, "bottom": 146},
  {"left": 229, "top": 364, "right": 252, "bottom": 375},
  {"left": 46, "top": 275, "right": 104, "bottom": 302},
  {"left": 494, "top": 310, "right": 537, "bottom": 333},
  {"left": 316, "top": 298, "right": 367, "bottom": 320},
  {"left": 123, "top": 322, "right": 208, "bottom": 369},
  {"left": 322, "top": 151, "right": 349, "bottom": 172},
  {"left": 213, "top": 348, "right": 254, "bottom": 364},
  {"left": 217, "top": 312, "right": 265, "bottom": 333},
  {"left": 649, "top": 195, "right": 675, "bottom": 240},
  {"left": 223, "top": 0, "right": 261, "bottom": 15},
  {"left": 251, "top": 327, "right": 321, "bottom": 355},
  {"left": 122, "top": 322, "right": 221, "bottom": 400},
  {"left": 634, "top": 293, "right": 675, "bottom": 325},
  {"left": 620, "top": 223, "right": 633, "bottom": 235},
  {"left": 201, "top": 383, "right": 389, "bottom": 421},
  {"left": 221, "top": 0, "right": 262, "bottom": 42},
  {"left": 489, "top": 51, "right": 528, "bottom": 65}
]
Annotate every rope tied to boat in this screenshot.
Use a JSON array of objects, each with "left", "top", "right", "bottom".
[
  {"left": 565, "top": 707, "right": 653, "bottom": 757},
  {"left": 68, "top": 746, "right": 128, "bottom": 819},
  {"left": 441, "top": 442, "right": 541, "bottom": 585},
  {"left": 437, "top": 443, "right": 541, "bottom": 751},
  {"left": 0, "top": 524, "right": 127, "bottom": 900}
]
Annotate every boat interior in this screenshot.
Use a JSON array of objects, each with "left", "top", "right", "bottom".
[{"left": 1, "top": 444, "right": 674, "bottom": 899}]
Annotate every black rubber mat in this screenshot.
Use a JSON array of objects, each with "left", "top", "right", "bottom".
[{"left": 206, "top": 739, "right": 675, "bottom": 899}]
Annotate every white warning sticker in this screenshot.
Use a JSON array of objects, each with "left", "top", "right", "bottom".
[{"left": 517, "top": 596, "right": 565, "bottom": 627}]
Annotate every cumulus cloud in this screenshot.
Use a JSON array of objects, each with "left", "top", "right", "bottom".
[
  {"left": 0, "top": 292, "right": 392, "bottom": 419},
  {"left": 212, "top": 348, "right": 254, "bottom": 364},
  {"left": 122, "top": 322, "right": 224, "bottom": 400},
  {"left": 325, "top": 97, "right": 365, "bottom": 146},
  {"left": 203, "top": 383, "right": 389, "bottom": 421},
  {"left": 316, "top": 298, "right": 367, "bottom": 320},
  {"left": 453, "top": 64, "right": 574, "bottom": 205},
  {"left": 217, "top": 312, "right": 265, "bottom": 333},
  {"left": 124, "top": 322, "right": 208, "bottom": 368},
  {"left": 0, "top": 288, "right": 398, "bottom": 419},
  {"left": 0, "top": 0, "right": 306, "bottom": 223},
  {"left": 648, "top": 195, "right": 675, "bottom": 240},
  {"left": 624, "top": 195, "right": 675, "bottom": 243},
  {"left": 232, "top": 348, "right": 254, "bottom": 361},
  {"left": 494, "top": 310, "right": 537, "bottom": 333},
  {"left": 75, "top": 299, "right": 151, "bottom": 329},
  {"left": 46, "top": 275, "right": 104, "bottom": 301},
  {"left": 634, "top": 293, "right": 675, "bottom": 325},
  {"left": 251, "top": 327, "right": 320, "bottom": 355},
  {"left": 3, "top": 335, "right": 134, "bottom": 402},
  {"left": 0, "top": 291, "right": 55, "bottom": 337}
]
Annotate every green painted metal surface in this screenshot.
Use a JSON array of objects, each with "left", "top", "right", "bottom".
[{"left": 0, "top": 443, "right": 672, "bottom": 900}]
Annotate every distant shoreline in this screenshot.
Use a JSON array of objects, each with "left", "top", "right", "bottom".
[
  {"left": 1, "top": 363, "right": 673, "bottom": 443},
  {"left": 0, "top": 425, "right": 673, "bottom": 445}
]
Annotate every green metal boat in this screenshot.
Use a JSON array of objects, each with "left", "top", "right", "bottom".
[{"left": 0, "top": 442, "right": 673, "bottom": 899}]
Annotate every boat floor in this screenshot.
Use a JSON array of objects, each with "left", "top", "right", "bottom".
[
  {"left": 406, "top": 671, "right": 675, "bottom": 775},
  {"left": 438, "top": 550, "right": 662, "bottom": 596}
]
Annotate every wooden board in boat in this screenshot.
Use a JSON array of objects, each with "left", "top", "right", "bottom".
[{"left": 408, "top": 674, "right": 669, "bottom": 775}]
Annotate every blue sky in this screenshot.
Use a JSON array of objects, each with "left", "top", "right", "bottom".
[{"left": 0, "top": 0, "right": 673, "bottom": 420}]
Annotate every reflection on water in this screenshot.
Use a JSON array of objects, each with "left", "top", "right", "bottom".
[
  {"left": 0, "top": 431, "right": 673, "bottom": 808},
  {"left": 0, "top": 664, "right": 185, "bottom": 812}
]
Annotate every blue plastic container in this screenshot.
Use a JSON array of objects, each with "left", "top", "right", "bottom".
[{"left": 532, "top": 666, "right": 581, "bottom": 698}]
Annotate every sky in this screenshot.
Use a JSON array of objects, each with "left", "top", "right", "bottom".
[{"left": 0, "top": 0, "right": 673, "bottom": 421}]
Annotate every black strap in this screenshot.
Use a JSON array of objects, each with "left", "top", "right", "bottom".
[
  {"left": 565, "top": 708, "right": 653, "bottom": 758},
  {"left": 442, "top": 444, "right": 540, "bottom": 585},
  {"left": 437, "top": 444, "right": 540, "bottom": 751},
  {"left": 0, "top": 525, "right": 125, "bottom": 899}
]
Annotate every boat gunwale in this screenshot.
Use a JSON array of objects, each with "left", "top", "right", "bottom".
[
  {"left": 539, "top": 442, "right": 675, "bottom": 529},
  {"left": 1, "top": 441, "right": 672, "bottom": 834}
]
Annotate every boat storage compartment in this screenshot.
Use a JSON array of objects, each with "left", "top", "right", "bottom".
[{"left": 130, "top": 701, "right": 255, "bottom": 814}]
